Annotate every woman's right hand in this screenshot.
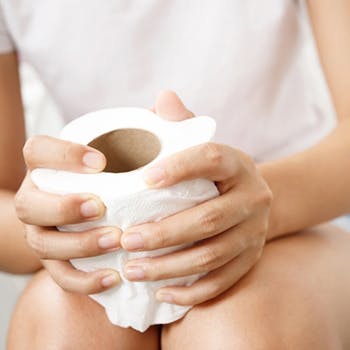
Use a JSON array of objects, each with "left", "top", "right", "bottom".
[{"left": 15, "top": 135, "right": 121, "bottom": 294}]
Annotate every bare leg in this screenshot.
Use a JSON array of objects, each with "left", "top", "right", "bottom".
[
  {"left": 162, "top": 224, "right": 350, "bottom": 350},
  {"left": 7, "top": 270, "right": 160, "bottom": 350}
]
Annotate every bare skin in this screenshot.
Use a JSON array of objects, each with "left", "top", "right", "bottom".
[
  {"left": 3, "top": 0, "right": 350, "bottom": 349},
  {"left": 8, "top": 224, "right": 350, "bottom": 349},
  {"left": 0, "top": 52, "right": 41, "bottom": 273},
  {"left": 7, "top": 270, "right": 161, "bottom": 350},
  {"left": 162, "top": 224, "right": 350, "bottom": 350}
]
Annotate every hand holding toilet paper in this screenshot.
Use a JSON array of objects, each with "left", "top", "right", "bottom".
[{"left": 31, "top": 108, "right": 219, "bottom": 332}]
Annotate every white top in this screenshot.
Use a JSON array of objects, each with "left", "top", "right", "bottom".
[{"left": 0, "top": 0, "right": 337, "bottom": 161}]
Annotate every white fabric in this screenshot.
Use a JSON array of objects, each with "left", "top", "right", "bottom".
[
  {"left": 31, "top": 108, "right": 219, "bottom": 331},
  {"left": 0, "top": 2, "right": 13, "bottom": 52},
  {"left": 0, "top": 0, "right": 337, "bottom": 161}
]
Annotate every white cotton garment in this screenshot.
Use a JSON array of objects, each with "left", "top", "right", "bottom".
[
  {"left": 31, "top": 108, "right": 220, "bottom": 331},
  {"left": 0, "top": 0, "right": 337, "bottom": 161}
]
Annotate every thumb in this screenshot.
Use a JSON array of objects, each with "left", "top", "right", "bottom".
[{"left": 154, "top": 90, "right": 194, "bottom": 121}]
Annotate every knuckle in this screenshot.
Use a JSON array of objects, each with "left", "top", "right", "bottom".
[
  {"left": 170, "top": 157, "right": 186, "bottom": 180},
  {"left": 239, "top": 150, "right": 255, "bottom": 171},
  {"left": 22, "top": 226, "right": 27, "bottom": 239},
  {"left": 260, "top": 184, "right": 273, "bottom": 207},
  {"left": 55, "top": 196, "right": 70, "bottom": 221},
  {"left": 245, "top": 222, "right": 267, "bottom": 248},
  {"left": 27, "top": 229, "right": 48, "bottom": 258},
  {"left": 254, "top": 246, "right": 264, "bottom": 262},
  {"left": 198, "top": 206, "right": 224, "bottom": 234},
  {"left": 252, "top": 180, "right": 273, "bottom": 209},
  {"left": 143, "top": 258, "right": 159, "bottom": 281},
  {"left": 152, "top": 225, "right": 168, "bottom": 249},
  {"left": 197, "top": 246, "right": 219, "bottom": 271},
  {"left": 77, "top": 234, "right": 94, "bottom": 256},
  {"left": 237, "top": 203, "right": 250, "bottom": 220},
  {"left": 77, "top": 282, "right": 95, "bottom": 295},
  {"left": 258, "top": 220, "right": 269, "bottom": 240},
  {"left": 14, "top": 191, "right": 28, "bottom": 222},
  {"left": 262, "top": 219, "right": 270, "bottom": 237},
  {"left": 245, "top": 233, "right": 265, "bottom": 263},
  {"left": 62, "top": 141, "right": 78, "bottom": 163},
  {"left": 22, "top": 226, "right": 32, "bottom": 245},
  {"left": 22, "top": 136, "right": 38, "bottom": 164},
  {"left": 234, "top": 232, "right": 248, "bottom": 253},
  {"left": 202, "top": 142, "right": 223, "bottom": 167},
  {"left": 253, "top": 233, "right": 266, "bottom": 254}
]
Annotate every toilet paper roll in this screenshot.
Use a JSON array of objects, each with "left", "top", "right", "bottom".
[{"left": 31, "top": 107, "right": 219, "bottom": 332}]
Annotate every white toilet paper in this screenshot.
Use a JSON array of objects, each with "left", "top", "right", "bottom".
[{"left": 31, "top": 108, "right": 219, "bottom": 332}]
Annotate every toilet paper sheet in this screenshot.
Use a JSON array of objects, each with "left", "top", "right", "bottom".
[{"left": 31, "top": 108, "right": 219, "bottom": 331}]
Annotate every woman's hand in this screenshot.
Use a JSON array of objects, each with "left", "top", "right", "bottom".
[
  {"left": 121, "top": 91, "right": 273, "bottom": 306},
  {"left": 15, "top": 135, "right": 121, "bottom": 294}
]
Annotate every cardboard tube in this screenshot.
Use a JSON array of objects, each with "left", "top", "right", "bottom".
[{"left": 88, "top": 128, "right": 161, "bottom": 173}]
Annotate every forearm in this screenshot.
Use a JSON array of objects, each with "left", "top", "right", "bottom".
[
  {"left": 259, "top": 119, "right": 350, "bottom": 240},
  {"left": 0, "top": 189, "right": 41, "bottom": 273},
  {"left": 0, "top": 53, "right": 41, "bottom": 273}
]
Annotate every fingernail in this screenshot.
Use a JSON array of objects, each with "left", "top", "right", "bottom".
[
  {"left": 156, "top": 292, "right": 175, "bottom": 303},
  {"left": 125, "top": 265, "right": 145, "bottom": 280},
  {"left": 143, "top": 167, "right": 165, "bottom": 186},
  {"left": 122, "top": 233, "right": 144, "bottom": 250},
  {"left": 80, "top": 199, "right": 101, "bottom": 218},
  {"left": 101, "top": 272, "right": 120, "bottom": 288},
  {"left": 83, "top": 151, "right": 105, "bottom": 170},
  {"left": 98, "top": 231, "right": 120, "bottom": 249}
]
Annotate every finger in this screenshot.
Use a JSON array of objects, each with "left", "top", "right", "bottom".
[
  {"left": 123, "top": 226, "right": 246, "bottom": 282},
  {"left": 143, "top": 142, "right": 248, "bottom": 188},
  {"left": 154, "top": 90, "right": 194, "bottom": 121},
  {"left": 42, "top": 260, "right": 120, "bottom": 294},
  {"left": 155, "top": 248, "right": 259, "bottom": 306},
  {"left": 25, "top": 225, "right": 121, "bottom": 260},
  {"left": 15, "top": 178, "right": 105, "bottom": 226},
  {"left": 23, "top": 135, "right": 106, "bottom": 172},
  {"left": 122, "top": 191, "right": 249, "bottom": 251}
]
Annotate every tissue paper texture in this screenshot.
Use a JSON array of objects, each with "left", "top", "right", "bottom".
[{"left": 31, "top": 108, "right": 219, "bottom": 331}]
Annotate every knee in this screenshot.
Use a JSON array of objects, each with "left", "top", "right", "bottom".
[
  {"left": 8, "top": 270, "right": 160, "bottom": 350},
  {"left": 7, "top": 269, "right": 81, "bottom": 349},
  {"left": 163, "top": 271, "right": 341, "bottom": 350},
  {"left": 207, "top": 283, "right": 337, "bottom": 349}
]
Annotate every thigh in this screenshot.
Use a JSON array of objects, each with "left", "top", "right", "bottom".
[
  {"left": 162, "top": 224, "right": 350, "bottom": 350},
  {"left": 7, "top": 269, "right": 160, "bottom": 350}
]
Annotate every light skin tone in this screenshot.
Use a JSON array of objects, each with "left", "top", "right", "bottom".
[
  {"left": 15, "top": 91, "right": 272, "bottom": 305},
  {"left": 0, "top": 52, "right": 41, "bottom": 274},
  {"left": 3, "top": 0, "right": 350, "bottom": 348}
]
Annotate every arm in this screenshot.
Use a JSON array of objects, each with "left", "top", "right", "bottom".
[
  {"left": 260, "top": 0, "right": 350, "bottom": 239},
  {"left": 118, "top": 11, "right": 350, "bottom": 303},
  {"left": 0, "top": 52, "right": 41, "bottom": 273}
]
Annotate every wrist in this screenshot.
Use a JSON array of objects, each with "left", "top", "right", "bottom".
[{"left": 257, "top": 161, "right": 287, "bottom": 241}]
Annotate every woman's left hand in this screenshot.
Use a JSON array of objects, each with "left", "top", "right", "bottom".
[{"left": 121, "top": 91, "right": 273, "bottom": 306}]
